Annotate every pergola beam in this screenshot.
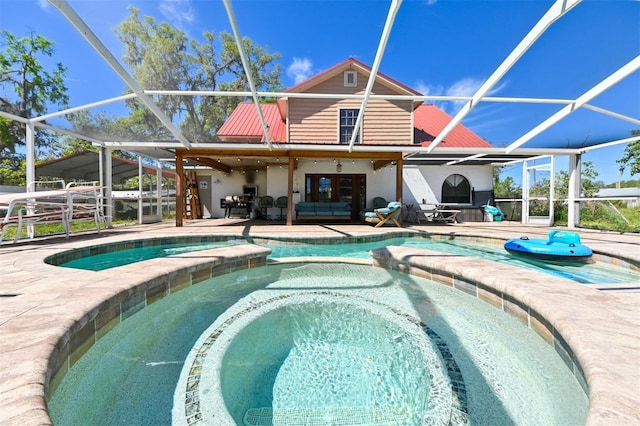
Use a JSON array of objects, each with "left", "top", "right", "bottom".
[
  {"left": 349, "top": 0, "right": 402, "bottom": 152},
  {"left": 427, "top": 0, "right": 582, "bottom": 153},
  {"left": 48, "top": 0, "right": 192, "bottom": 149},
  {"left": 373, "top": 159, "right": 395, "bottom": 171},
  {"left": 506, "top": 55, "right": 640, "bottom": 153},
  {"left": 222, "top": 0, "right": 273, "bottom": 149},
  {"left": 187, "top": 157, "right": 232, "bottom": 173}
]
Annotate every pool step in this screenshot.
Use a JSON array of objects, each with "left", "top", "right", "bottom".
[{"left": 244, "top": 406, "right": 412, "bottom": 425}]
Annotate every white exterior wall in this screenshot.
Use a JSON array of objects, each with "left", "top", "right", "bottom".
[
  {"left": 197, "top": 168, "right": 268, "bottom": 218},
  {"left": 196, "top": 162, "right": 493, "bottom": 218},
  {"left": 403, "top": 164, "right": 494, "bottom": 206}
]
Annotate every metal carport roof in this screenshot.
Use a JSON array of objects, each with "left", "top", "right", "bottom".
[{"left": 35, "top": 150, "right": 176, "bottom": 184}]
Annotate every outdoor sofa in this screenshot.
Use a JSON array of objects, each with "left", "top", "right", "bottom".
[{"left": 295, "top": 201, "right": 351, "bottom": 221}]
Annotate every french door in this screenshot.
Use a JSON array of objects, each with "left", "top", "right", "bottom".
[{"left": 305, "top": 174, "right": 366, "bottom": 220}]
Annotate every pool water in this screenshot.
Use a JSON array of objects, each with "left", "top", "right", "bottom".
[
  {"left": 216, "top": 300, "right": 440, "bottom": 425},
  {"left": 59, "top": 236, "right": 638, "bottom": 285},
  {"left": 49, "top": 263, "right": 588, "bottom": 426},
  {"left": 60, "top": 240, "right": 245, "bottom": 270}
]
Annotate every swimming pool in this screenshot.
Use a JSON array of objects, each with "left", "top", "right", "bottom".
[
  {"left": 55, "top": 234, "right": 637, "bottom": 285},
  {"left": 48, "top": 263, "right": 588, "bottom": 425}
]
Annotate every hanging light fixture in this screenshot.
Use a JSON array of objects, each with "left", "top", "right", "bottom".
[{"left": 336, "top": 160, "right": 342, "bottom": 173}]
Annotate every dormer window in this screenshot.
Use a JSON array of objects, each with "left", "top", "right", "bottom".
[
  {"left": 344, "top": 71, "right": 357, "bottom": 87},
  {"left": 339, "top": 108, "right": 360, "bottom": 144}
]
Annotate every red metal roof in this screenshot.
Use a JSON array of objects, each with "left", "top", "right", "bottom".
[
  {"left": 217, "top": 61, "right": 491, "bottom": 149},
  {"left": 414, "top": 104, "right": 492, "bottom": 148},
  {"left": 219, "top": 102, "right": 491, "bottom": 148},
  {"left": 216, "top": 102, "right": 286, "bottom": 142}
]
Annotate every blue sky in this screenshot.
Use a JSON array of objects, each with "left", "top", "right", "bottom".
[{"left": 1, "top": 0, "right": 638, "bottom": 185}]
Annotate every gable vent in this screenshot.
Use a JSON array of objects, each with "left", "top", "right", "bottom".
[{"left": 344, "top": 71, "right": 357, "bottom": 87}]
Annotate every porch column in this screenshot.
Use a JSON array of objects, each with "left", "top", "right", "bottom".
[
  {"left": 395, "top": 158, "right": 403, "bottom": 224},
  {"left": 176, "top": 154, "right": 184, "bottom": 227},
  {"left": 567, "top": 153, "right": 581, "bottom": 228},
  {"left": 287, "top": 156, "right": 294, "bottom": 226},
  {"left": 395, "top": 158, "right": 403, "bottom": 203}
]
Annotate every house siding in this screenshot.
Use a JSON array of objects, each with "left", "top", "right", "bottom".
[{"left": 288, "top": 72, "right": 413, "bottom": 144}]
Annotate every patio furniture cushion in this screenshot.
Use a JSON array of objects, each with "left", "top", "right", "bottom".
[{"left": 295, "top": 202, "right": 351, "bottom": 221}]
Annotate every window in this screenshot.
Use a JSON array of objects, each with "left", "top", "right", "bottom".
[
  {"left": 318, "top": 177, "right": 332, "bottom": 202},
  {"left": 344, "top": 71, "right": 357, "bottom": 87},
  {"left": 339, "top": 108, "right": 360, "bottom": 144},
  {"left": 442, "top": 174, "right": 471, "bottom": 204}
]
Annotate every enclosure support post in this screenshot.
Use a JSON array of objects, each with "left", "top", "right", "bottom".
[
  {"left": 521, "top": 159, "right": 529, "bottom": 224},
  {"left": 549, "top": 155, "right": 555, "bottom": 226},
  {"left": 25, "top": 122, "right": 36, "bottom": 238},
  {"left": 102, "top": 147, "right": 113, "bottom": 228},
  {"left": 567, "top": 154, "right": 581, "bottom": 228},
  {"left": 156, "top": 161, "right": 162, "bottom": 222},
  {"left": 138, "top": 156, "right": 144, "bottom": 225}
]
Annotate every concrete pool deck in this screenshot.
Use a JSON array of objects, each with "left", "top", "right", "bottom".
[{"left": 0, "top": 220, "right": 638, "bottom": 425}]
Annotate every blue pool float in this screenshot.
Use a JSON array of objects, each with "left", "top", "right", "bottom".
[{"left": 504, "top": 230, "right": 593, "bottom": 263}]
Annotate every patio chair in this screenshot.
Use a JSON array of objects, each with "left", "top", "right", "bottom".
[
  {"left": 274, "top": 196, "right": 288, "bottom": 220},
  {"left": 362, "top": 196, "right": 389, "bottom": 215},
  {"left": 255, "top": 195, "right": 273, "bottom": 218},
  {"left": 363, "top": 201, "right": 402, "bottom": 228},
  {"left": 373, "top": 197, "right": 388, "bottom": 209},
  {"left": 415, "top": 203, "right": 439, "bottom": 223}
]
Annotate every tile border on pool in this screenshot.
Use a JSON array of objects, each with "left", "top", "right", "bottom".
[
  {"left": 44, "top": 230, "right": 639, "bottom": 275},
  {"left": 370, "top": 246, "right": 594, "bottom": 396},
  {"left": 46, "top": 245, "right": 271, "bottom": 398},
  {"left": 177, "top": 290, "right": 470, "bottom": 425}
]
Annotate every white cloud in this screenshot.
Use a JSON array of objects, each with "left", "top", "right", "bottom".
[
  {"left": 37, "top": 0, "right": 49, "bottom": 10},
  {"left": 426, "top": 0, "right": 438, "bottom": 5},
  {"left": 287, "top": 57, "right": 314, "bottom": 84},
  {"left": 415, "top": 77, "right": 508, "bottom": 115},
  {"left": 159, "top": 0, "right": 195, "bottom": 28},
  {"left": 414, "top": 81, "right": 443, "bottom": 98}
]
